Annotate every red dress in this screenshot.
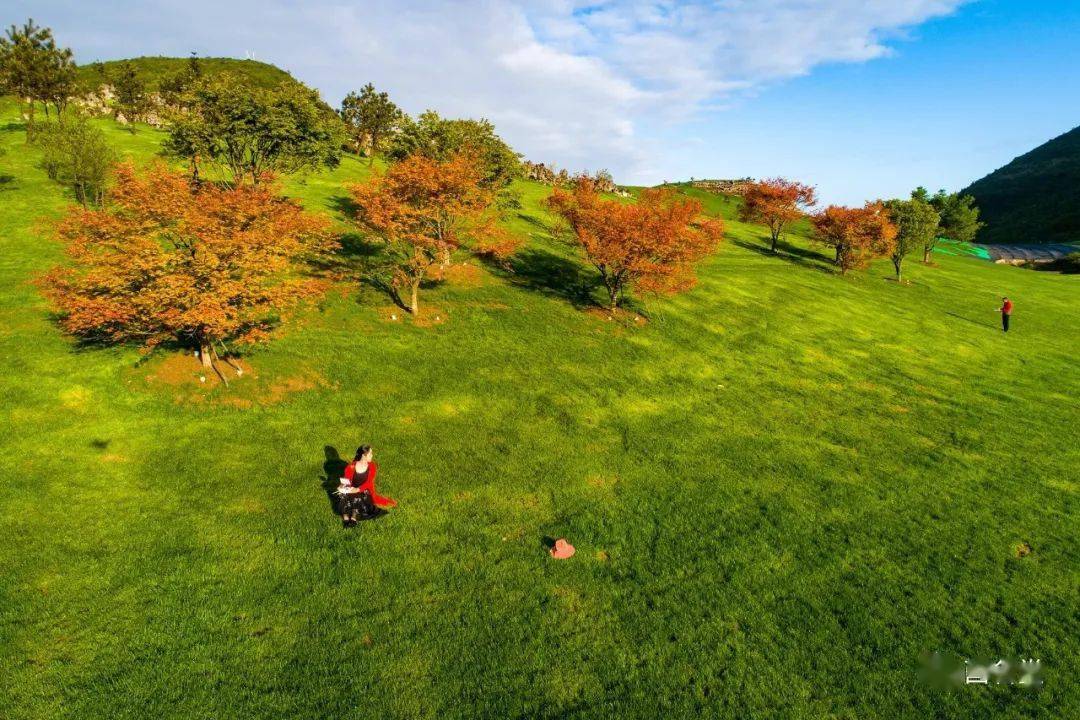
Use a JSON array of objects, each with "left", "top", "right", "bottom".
[{"left": 343, "top": 461, "right": 397, "bottom": 507}]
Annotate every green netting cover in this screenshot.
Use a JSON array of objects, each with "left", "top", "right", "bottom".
[{"left": 934, "top": 238, "right": 991, "bottom": 260}]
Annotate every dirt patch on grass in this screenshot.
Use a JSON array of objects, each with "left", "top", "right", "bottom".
[
  {"left": 586, "top": 473, "right": 619, "bottom": 491},
  {"left": 584, "top": 307, "right": 648, "bottom": 327},
  {"left": 266, "top": 374, "right": 321, "bottom": 403},
  {"left": 1013, "top": 541, "right": 1033, "bottom": 558},
  {"left": 59, "top": 386, "right": 92, "bottom": 409},
  {"left": 142, "top": 352, "right": 255, "bottom": 387},
  {"left": 411, "top": 305, "right": 449, "bottom": 328},
  {"left": 131, "top": 352, "right": 329, "bottom": 407},
  {"left": 378, "top": 304, "right": 449, "bottom": 327},
  {"left": 431, "top": 261, "right": 487, "bottom": 287}
]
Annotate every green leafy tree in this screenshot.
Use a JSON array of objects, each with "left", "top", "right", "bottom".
[
  {"left": 340, "top": 83, "right": 403, "bottom": 162},
  {"left": 112, "top": 61, "right": 148, "bottom": 122},
  {"left": 39, "top": 44, "right": 75, "bottom": 118},
  {"left": 884, "top": 190, "right": 940, "bottom": 282},
  {"left": 928, "top": 190, "right": 984, "bottom": 261},
  {"left": 0, "top": 19, "right": 76, "bottom": 135},
  {"left": 35, "top": 112, "right": 115, "bottom": 207},
  {"left": 388, "top": 110, "right": 521, "bottom": 189},
  {"left": 165, "top": 74, "right": 345, "bottom": 186},
  {"left": 159, "top": 52, "right": 204, "bottom": 110}
]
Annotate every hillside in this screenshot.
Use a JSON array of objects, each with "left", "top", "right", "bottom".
[
  {"left": 963, "top": 125, "right": 1080, "bottom": 245},
  {"left": 1, "top": 103, "right": 1078, "bottom": 719},
  {"left": 74, "top": 56, "right": 298, "bottom": 92}
]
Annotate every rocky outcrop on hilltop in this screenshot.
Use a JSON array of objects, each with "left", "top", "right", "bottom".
[
  {"left": 689, "top": 178, "right": 754, "bottom": 195},
  {"left": 523, "top": 160, "right": 629, "bottom": 196}
]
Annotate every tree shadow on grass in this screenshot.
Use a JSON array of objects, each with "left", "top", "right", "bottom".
[
  {"left": 515, "top": 211, "right": 552, "bottom": 233},
  {"left": 500, "top": 246, "right": 596, "bottom": 309},
  {"left": 881, "top": 275, "right": 930, "bottom": 288},
  {"left": 336, "top": 231, "right": 380, "bottom": 260},
  {"left": 732, "top": 237, "right": 835, "bottom": 274},
  {"left": 306, "top": 228, "right": 383, "bottom": 282},
  {"left": 361, "top": 275, "right": 412, "bottom": 313},
  {"left": 0, "top": 174, "right": 15, "bottom": 191},
  {"left": 326, "top": 194, "right": 360, "bottom": 223}
]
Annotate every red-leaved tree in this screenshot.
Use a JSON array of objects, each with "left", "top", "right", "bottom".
[
  {"left": 547, "top": 180, "right": 724, "bottom": 310},
  {"left": 739, "top": 178, "right": 817, "bottom": 253},
  {"left": 350, "top": 152, "right": 514, "bottom": 315},
  {"left": 44, "top": 162, "right": 333, "bottom": 375},
  {"left": 811, "top": 202, "right": 897, "bottom": 274}
]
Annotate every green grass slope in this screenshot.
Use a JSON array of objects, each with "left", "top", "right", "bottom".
[
  {"left": 74, "top": 56, "right": 299, "bottom": 92},
  {"left": 1, "top": 105, "right": 1078, "bottom": 719},
  {"left": 963, "top": 125, "right": 1080, "bottom": 245}
]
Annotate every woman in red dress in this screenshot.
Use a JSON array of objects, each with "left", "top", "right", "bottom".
[{"left": 339, "top": 445, "right": 397, "bottom": 527}]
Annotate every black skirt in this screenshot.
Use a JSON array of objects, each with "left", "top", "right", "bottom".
[{"left": 340, "top": 490, "right": 381, "bottom": 520}]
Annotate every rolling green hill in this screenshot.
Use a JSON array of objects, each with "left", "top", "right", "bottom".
[
  {"left": 1, "top": 102, "right": 1078, "bottom": 718},
  {"left": 74, "top": 56, "right": 299, "bottom": 92},
  {"left": 963, "top": 125, "right": 1080, "bottom": 245}
]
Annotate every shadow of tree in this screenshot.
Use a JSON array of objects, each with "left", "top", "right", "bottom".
[
  {"left": 327, "top": 194, "right": 360, "bottom": 222},
  {"left": 516, "top": 212, "right": 551, "bottom": 232},
  {"left": 502, "top": 246, "right": 597, "bottom": 309},
  {"left": 732, "top": 237, "right": 835, "bottom": 274},
  {"left": 337, "top": 231, "right": 380, "bottom": 260},
  {"left": 0, "top": 174, "right": 16, "bottom": 190},
  {"left": 305, "top": 229, "right": 383, "bottom": 283},
  {"left": 361, "top": 275, "right": 410, "bottom": 312}
]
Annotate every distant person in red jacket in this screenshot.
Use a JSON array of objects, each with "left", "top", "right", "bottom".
[
  {"left": 337, "top": 445, "right": 396, "bottom": 527},
  {"left": 1000, "top": 297, "right": 1013, "bottom": 333}
]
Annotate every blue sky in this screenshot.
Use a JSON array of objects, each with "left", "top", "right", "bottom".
[
  {"left": 652, "top": 0, "right": 1080, "bottom": 204},
  {"left": 10, "top": 0, "right": 1080, "bottom": 204}
]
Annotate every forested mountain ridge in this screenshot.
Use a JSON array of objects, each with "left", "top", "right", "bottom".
[{"left": 963, "top": 125, "right": 1080, "bottom": 245}]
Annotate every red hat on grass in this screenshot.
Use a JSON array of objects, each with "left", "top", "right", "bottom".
[{"left": 550, "top": 538, "right": 575, "bottom": 559}]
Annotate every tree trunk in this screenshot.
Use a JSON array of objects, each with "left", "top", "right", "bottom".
[
  {"left": 770, "top": 228, "right": 780, "bottom": 253},
  {"left": 922, "top": 246, "right": 931, "bottom": 264},
  {"left": 893, "top": 257, "right": 903, "bottom": 282},
  {"left": 409, "top": 281, "right": 420, "bottom": 316},
  {"left": 835, "top": 245, "right": 842, "bottom": 264},
  {"left": 25, "top": 100, "right": 35, "bottom": 139},
  {"left": 608, "top": 284, "right": 619, "bottom": 311},
  {"left": 199, "top": 344, "right": 213, "bottom": 368}
]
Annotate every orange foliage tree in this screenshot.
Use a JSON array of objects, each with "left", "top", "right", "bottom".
[
  {"left": 44, "top": 162, "right": 332, "bottom": 374},
  {"left": 739, "top": 178, "right": 817, "bottom": 253},
  {"left": 811, "top": 202, "right": 897, "bottom": 274},
  {"left": 547, "top": 180, "right": 724, "bottom": 310},
  {"left": 350, "top": 152, "right": 512, "bottom": 315}
]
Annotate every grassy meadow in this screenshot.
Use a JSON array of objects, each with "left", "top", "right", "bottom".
[{"left": 1, "top": 102, "right": 1078, "bottom": 719}]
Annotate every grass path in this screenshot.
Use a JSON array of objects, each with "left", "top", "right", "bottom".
[{"left": 1, "top": 104, "right": 1077, "bottom": 719}]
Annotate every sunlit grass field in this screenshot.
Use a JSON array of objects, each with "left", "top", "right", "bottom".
[{"left": 1, "top": 102, "right": 1077, "bottom": 719}]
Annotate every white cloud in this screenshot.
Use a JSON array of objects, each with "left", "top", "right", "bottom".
[{"left": 16, "top": 0, "right": 969, "bottom": 182}]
